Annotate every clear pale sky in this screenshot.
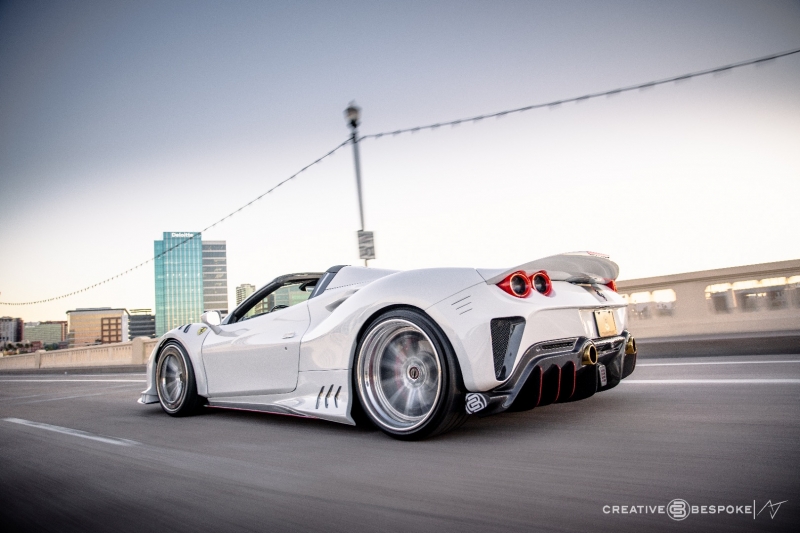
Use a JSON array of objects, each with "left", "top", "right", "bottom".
[{"left": 1, "top": 0, "right": 799, "bottom": 322}]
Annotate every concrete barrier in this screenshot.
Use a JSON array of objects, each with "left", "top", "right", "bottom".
[
  {"left": 637, "top": 331, "right": 800, "bottom": 358},
  {"left": 0, "top": 337, "right": 161, "bottom": 372},
  {"left": 0, "top": 353, "right": 37, "bottom": 370}
]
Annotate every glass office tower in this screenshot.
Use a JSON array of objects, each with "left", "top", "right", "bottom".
[{"left": 154, "top": 232, "right": 204, "bottom": 336}]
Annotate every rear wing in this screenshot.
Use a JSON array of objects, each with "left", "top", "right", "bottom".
[{"left": 477, "top": 252, "right": 619, "bottom": 285}]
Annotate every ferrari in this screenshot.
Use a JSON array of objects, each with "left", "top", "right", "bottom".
[{"left": 139, "top": 252, "right": 637, "bottom": 440}]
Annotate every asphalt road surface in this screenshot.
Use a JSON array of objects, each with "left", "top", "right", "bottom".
[{"left": 1, "top": 355, "right": 798, "bottom": 533}]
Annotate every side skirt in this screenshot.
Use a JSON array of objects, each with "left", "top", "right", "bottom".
[{"left": 207, "top": 369, "right": 355, "bottom": 426}]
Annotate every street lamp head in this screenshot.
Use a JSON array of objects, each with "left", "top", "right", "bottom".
[{"left": 345, "top": 102, "right": 361, "bottom": 129}]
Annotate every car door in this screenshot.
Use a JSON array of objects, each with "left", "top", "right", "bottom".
[{"left": 201, "top": 302, "right": 310, "bottom": 396}]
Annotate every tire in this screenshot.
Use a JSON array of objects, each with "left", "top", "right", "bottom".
[
  {"left": 354, "top": 308, "right": 468, "bottom": 440},
  {"left": 155, "top": 341, "right": 203, "bottom": 417}
]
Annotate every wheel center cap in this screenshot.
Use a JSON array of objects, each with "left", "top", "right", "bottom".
[{"left": 407, "top": 366, "right": 420, "bottom": 381}]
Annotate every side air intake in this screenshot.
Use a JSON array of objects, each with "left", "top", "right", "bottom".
[{"left": 490, "top": 317, "right": 526, "bottom": 380}]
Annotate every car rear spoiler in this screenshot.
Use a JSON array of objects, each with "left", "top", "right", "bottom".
[{"left": 477, "top": 252, "right": 619, "bottom": 285}]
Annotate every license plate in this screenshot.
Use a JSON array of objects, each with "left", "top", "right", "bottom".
[
  {"left": 594, "top": 310, "right": 617, "bottom": 337},
  {"left": 598, "top": 364, "right": 608, "bottom": 387}
]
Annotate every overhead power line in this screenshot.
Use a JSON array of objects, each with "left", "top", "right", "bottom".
[
  {"left": 0, "top": 139, "right": 351, "bottom": 306},
  {"left": 3, "top": 47, "right": 798, "bottom": 306},
  {"left": 359, "top": 47, "right": 800, "bottom": 140}
]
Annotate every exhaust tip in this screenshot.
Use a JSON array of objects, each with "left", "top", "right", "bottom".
[
  {"left": 625, "top": 336, "right": 637, "bottom": 355},
  {"left": 581, "top": 343, "right": 598, "bottom": 366}
]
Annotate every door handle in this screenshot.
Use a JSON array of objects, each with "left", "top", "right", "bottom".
[{"left": 282, "top": 332, "right": 295, "bottom": 339}]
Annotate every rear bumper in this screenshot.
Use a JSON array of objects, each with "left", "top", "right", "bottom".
[{"left": 464, "top": 330, "right": 636, "bottom": 416}]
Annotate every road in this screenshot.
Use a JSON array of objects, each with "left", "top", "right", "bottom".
[{"left": 1, "top": 355, "right": 798, "bottom": 533}]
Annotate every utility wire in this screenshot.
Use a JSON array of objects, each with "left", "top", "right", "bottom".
[
  {"left": 360, "top": 47, "right": 800, "bottom": 140},
  {"left": 4, "top": 47, "right": 799, "bottom": 306},
  {"left": 0, "top": 138, "right": 351, "bottom": 306}
]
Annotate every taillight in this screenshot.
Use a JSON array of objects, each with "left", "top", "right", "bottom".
[
  {"left": 531, "top": 270, "right": 552, "bottom": 296},
  {"left": 498, "top": 271, "right": 531, "bottom": 298},
  {"left": 605, "top": 280, "right": 618, "bottom": 292}
]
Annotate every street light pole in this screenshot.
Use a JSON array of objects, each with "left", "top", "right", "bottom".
[
  {"left": 347, "top": 108, "right": 366, "bottom": 233},
  {"left": 345, "top": 102, "right": 374, "bottom": 267}
]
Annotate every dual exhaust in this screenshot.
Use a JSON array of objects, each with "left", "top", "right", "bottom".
[{"left": 581, "top": 334, "right": 637, "bottom": 366}]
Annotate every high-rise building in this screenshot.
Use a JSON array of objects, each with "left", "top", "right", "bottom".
[
  {"left": 66, "top": 308, "right": 129, "bottom": 347},
  {"left": 128, "top": 309, "right": 156, "bottom": 340},
  {"left": 154, "top": 232, "right": 204, "bottom": 336},
  {"left": 203, "top": 241, "right": 229, "bottom": 315},
  {"left": 23, "top": 321, "right": 67, "bottom": 344},
  {"left": 0, "top": 317, "right": 24, "bottom": 345},
  {"left": 236, "top": 283, "right": 260, "bottom": 318},
  {"left": 236, "top": 283, "right": 255, "bottom": 305}
]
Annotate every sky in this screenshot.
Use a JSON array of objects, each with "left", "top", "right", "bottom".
[{"left": 1, "top": 0, "right": 799, "bottom": 322}]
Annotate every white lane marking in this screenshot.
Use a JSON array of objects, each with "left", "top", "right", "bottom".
[
  {"left": 3, "top": 418, "right": 139, "bottom": 446},
  {"left": 639, "top": 360, "right": 800, "bottom": 367},
  {"left": 625, "top": 379, "right": 800, "bottom": 384},
  {"left": 0, "top": 393, "right": 47, "bottom": 402},
  {"left": 0, "top": 379, "right": 145, "bottom": 383},
  {"left": 15, "top": 392, "right": 107, "bottom": 404}
]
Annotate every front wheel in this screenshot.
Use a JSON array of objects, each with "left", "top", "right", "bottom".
[
  {"left": 354, "top": 309, "right": 468, "bottom": 440},
  {"left": 156, "top": 342, "right": 203, "bottom": 416}
]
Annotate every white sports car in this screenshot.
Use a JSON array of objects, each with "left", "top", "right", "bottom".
[{"left": 139, "top": 252, "right": 637, "bottom": 440}]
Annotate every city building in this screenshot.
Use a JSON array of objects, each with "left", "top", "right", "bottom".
[
  {"left": 0, "top": 317, "right": 24, "bottom": 345},
  {"left": 23, "top": 321, "right": 67, "bottom": 344},
  {"left": 154, "top": 232, "right": 204, "bottom": 336},
  {"left": 203, "top": 241, "right": 229, "bottom": 315},
  {"left": 236, "top": 283, "right": 256, "bottom": 306},
  {"left": 128, "top": 309, "right": 156, "bottom": 340},
  {"left": 66, "top": 308, "right": 130, "bottom": 347}
]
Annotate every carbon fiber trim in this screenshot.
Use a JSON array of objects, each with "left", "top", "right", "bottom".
[{"left": 490, "top": 317, "right": 525, "bottom": 380}]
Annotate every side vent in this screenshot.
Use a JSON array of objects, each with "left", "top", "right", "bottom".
[
  {"left": 450, "top": 295, "right": 473, "bottom": 315},
  {"left": 316, "top": 385, "right": 343, "bottom": 409},
  {"left": 490, "top": 317, "right": 526, "bottom": 380}
]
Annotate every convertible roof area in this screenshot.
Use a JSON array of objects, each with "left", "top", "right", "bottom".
[{"left": 223, "top": 271, "right": 324, "bottom": 324}]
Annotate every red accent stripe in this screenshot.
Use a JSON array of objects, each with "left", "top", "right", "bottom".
[
  {"left": 205, "top": 405, "right": 316, "bottom": 420},
  {"left": 554, "top": 365, "right": 562, "bottom": 401},
  {"left": 534, "top": 366, "right": 543, "bottom": 407}
]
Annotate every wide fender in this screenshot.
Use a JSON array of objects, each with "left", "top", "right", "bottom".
[
  {"left": 299, "top": 268, "right": 485, "bottom": 373},
  {"left": 141, "top": 324, "right": 212, "bottom": 402}
]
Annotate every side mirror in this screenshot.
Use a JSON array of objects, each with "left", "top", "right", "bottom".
[{"left": 200, "top": 311, "right": 222, "bottom": 334}]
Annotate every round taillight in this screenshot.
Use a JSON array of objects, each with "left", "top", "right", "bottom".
[
  {"left": 498, "top": 271, "right": 531, "bottom": 298},
  {"left": 531, "top": 270, "right": 552, "bottom": 296}
]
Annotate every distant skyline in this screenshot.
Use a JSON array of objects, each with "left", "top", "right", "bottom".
[{"left": 1, "top": 0, "right": 799, "bottom": 322}]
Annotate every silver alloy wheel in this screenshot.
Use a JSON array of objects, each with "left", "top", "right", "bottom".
[
  {"left": 157, "top": 346, "right": 187, "bottom": 413},
  {"left": 357, "top": 318, "right": 443, "bottom": 432}
]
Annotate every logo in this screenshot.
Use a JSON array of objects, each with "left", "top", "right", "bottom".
[
  {"left": 603, "top": 499, "right": 785, "bottom": 521},
  {"left": 592, "top": 287, "right": 607, "bottom": 300},
  {"left": 758, "top": 500, "right": 787, "bottom": 519},
  {"left": 667, "top": 499, "right": 690, "bottom": 521},
  {"left": 465, "top": 393, "right": 487, "bottom": 414},
  {"left": 171, "top": 232, "right": 195, "bottom": 238},
  {"left": 197, "top": 327, "right": 207, "bottom": 335}
]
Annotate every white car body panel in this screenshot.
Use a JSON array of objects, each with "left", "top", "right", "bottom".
[
  {"left": 202, "top": 303, "right": 310, "bottom": 396},
  {"left": 140, "top": 253, "right": 631, "bottom": 427},
  {"left": 300, "top": 267, "right": 485, "bottom": 371}
]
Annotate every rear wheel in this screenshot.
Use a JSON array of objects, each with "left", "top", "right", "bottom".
[
  {"left": 156, "top": 342, "right": 203, "bottom": 416},
  {"left": 354, "top": 309, "right": 468, "bottom": 440}
]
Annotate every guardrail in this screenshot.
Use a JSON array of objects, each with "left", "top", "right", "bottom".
[{"left": 0, "top": 337, "right": 159, "bottom": 371}]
